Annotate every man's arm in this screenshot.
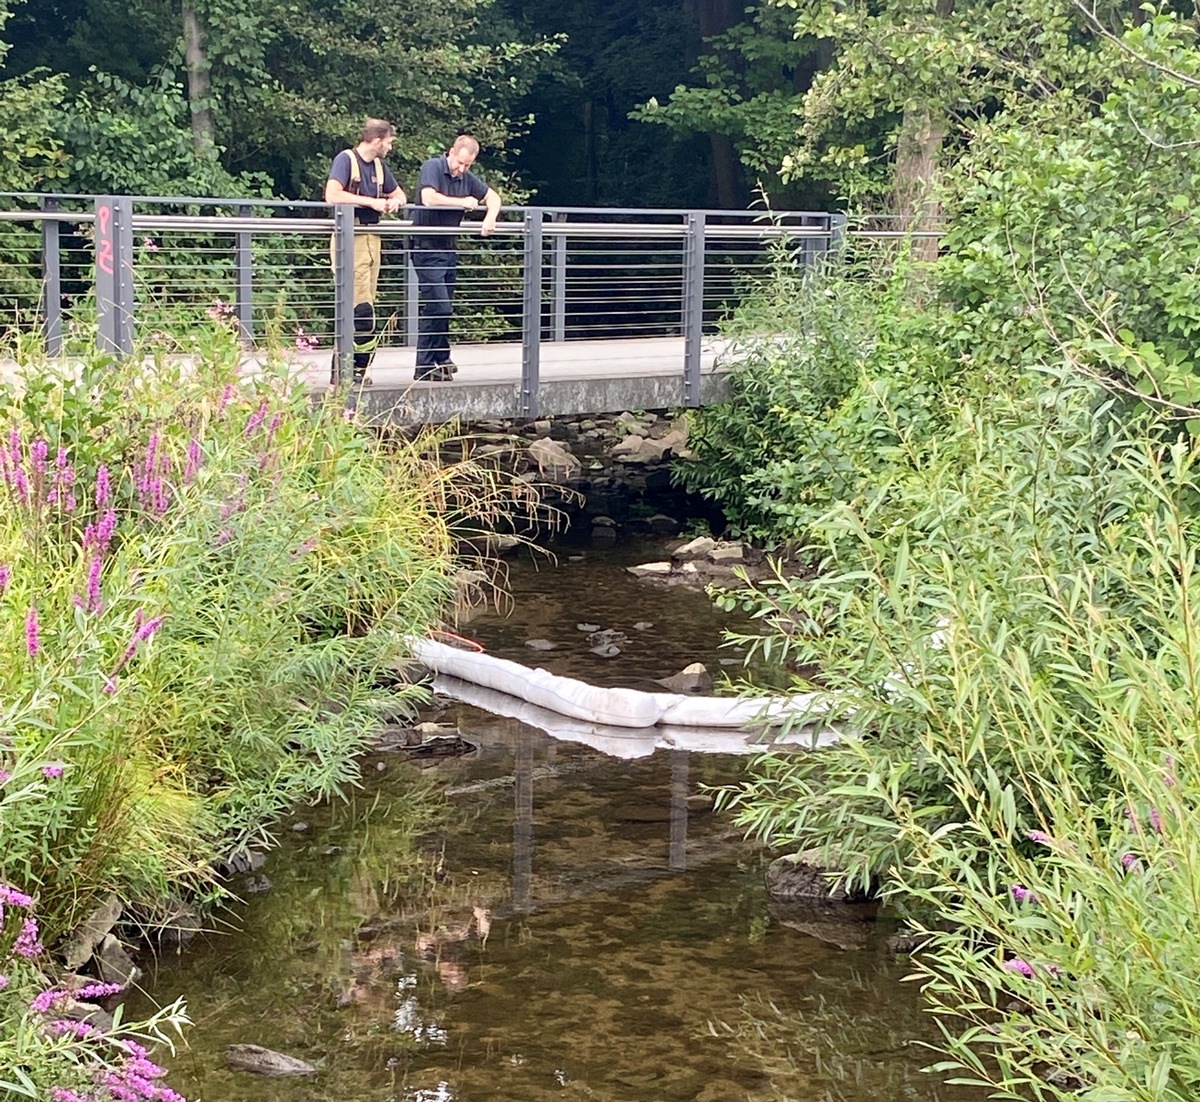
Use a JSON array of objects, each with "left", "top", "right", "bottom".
[
  {"left": 325, "top": 154, "right": 397, "bottom": 214},
  {"left": 479, "top": 187, "right": 501, "bottom": 237},
  {"left": 419, "top": 185, "right": 478, "bottom": 210},
  {"left": 326, "top": 177, "right": 391, "bottom": 216}
]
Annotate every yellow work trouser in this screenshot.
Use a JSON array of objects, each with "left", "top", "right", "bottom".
[{"left": 329, "top": 231, "right": 382, "bottom": 305}]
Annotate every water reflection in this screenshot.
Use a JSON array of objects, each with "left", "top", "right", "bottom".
[{"left": 129, "top": 543, "right": 985, "bottom": 1102}]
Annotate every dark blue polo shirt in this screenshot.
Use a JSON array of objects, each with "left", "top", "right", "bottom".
[
  {"left": 412, "top": 153, "right": 489, "bottom": 249},
  {"left": 328, "top": 150, "right": 398, "bottom": 225}
]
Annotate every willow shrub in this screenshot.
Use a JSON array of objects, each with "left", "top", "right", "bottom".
[
  {"left": 718, "top": 368, "right": 1200, "bottom": 1097},
  {"left": 0, "top": 330, "right": 520, "bottom": 941}
]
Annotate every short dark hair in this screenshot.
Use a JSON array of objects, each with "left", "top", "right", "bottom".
[{"left": 361, "top": 118, "right": 396, "bottom": 142}]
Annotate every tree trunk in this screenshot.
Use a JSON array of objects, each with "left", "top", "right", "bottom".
[
  {"left": 892, "top": 103, "right": 946, "bottom": 261},
  {"left": 688, "top": 0, "right": 747, "bottom": 207},
  {"left": 181, "top": 3, "right": 216, "bottom": 157},
  {"left": 890, "top": 0, "right": 954, "bottom": 262}
]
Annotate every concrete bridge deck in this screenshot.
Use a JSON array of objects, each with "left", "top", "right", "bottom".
[{"left": 293, "top": 335, "right": 735, "bottom": 422}]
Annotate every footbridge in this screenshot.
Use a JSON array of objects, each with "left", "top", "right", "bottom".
[{"left": 0, "top": 194, "right": 851, "bottom": 421}]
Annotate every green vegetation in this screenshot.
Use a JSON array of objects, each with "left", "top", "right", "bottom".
[
  {"left": 676, "top": 6, "right": 1200, "bottom": 1098},
  {"left": 0, "top": 320, "right": 545, "bottom": 1096}
]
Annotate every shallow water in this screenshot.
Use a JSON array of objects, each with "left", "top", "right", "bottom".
[{"left": 135, "top": 541, "right": 986, "bottom": 1102}]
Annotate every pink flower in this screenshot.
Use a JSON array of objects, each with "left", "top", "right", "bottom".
[
  {"left": 1002, "top": 959, "right": 1035, "bottom": 977},
  {"left": 41, "top": 763, "right": 64, "bottom": 779},
  {"left": 95, "top": 464, "right": 111, "bottom": 506},
  {"left": 31, "top": 986, "right": 66, "bottom": 1013},
  {"left": 25, "top": 606, "right": 39, "bottom": 657},
  {"left": 0, "top": 563, "right": 9, "bottom": 591}
]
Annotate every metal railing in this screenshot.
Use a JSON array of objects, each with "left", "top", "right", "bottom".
[{"left": 0, "top": 194, "right": 847, "bottom": 413}]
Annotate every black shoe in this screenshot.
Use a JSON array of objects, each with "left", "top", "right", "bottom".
[
  {"left": 351, "top": 371, "right": 372, "bottom": 386},
  {"left": 414, "top": 365, "right": 453, "bottom": 382},
  {"left": 440, "top": 359, "right": 459, "bottom": 374}
]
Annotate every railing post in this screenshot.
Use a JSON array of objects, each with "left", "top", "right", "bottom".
[
  {"left": 829, "top": 213, "right": 848, "bottom": 260},
  {"left": 95, "top": 196, "right": 134, "bottom": 356},
  {"left": 331, "top": 205, "right": 355, "bottom": 385},
  {"left": 521, "top": 209, "right": 544, "bottom": 418},
  {"left": 682, "top": 212, "right": 706, "bottom": 408},
  {"left": 235, "top": 203, "right": 253, "bottom": 344},
  {"left": 41, "top": 197, "right": 62, "bottom": 356},
  {"left": 405, "top": 231, "right": 418, "bottom": 348},
  {"left": 551, "top": 212, "right": 566, "bottom": 342}
]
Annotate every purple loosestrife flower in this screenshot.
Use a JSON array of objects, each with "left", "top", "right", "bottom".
[
  {"left": 1125, "top": 806, "right": 1141, "bottom": 834},
  {"left": 0, "top": 974, "right": 7, "bottom": 991},
  {"left": 15, "top": 916, "right": 43, "bottom": 957},
  {"left": 106, "top": 612, "right": 166, "bottom": 681},
  {"left": 31, "top": 986, "right": 66, "bottom": 1013},
  {"left": 30, "top": 437, "right": 48, "bottom": 475},
  {"left": 0, "top": 885, "right": 34, "bottom": 907},
  {"left": 50, "top": 1088, "right": 89, "bottom": 1102},
  {"left": 42, "top": 763, "right": 64, "bottom": 779},
  {"left": 218, "top": 382, "right": 235, "bottom": 415},
  {"left": 0, "top": 769, "right": 10, "bottom": 784},
  {"left": 49, "top": 1018, "right": 96, "bottom": 1040},
  {"left": 76, "top": 981, "right": 123, "bottom": 1000},
  {"left": 144, "top": 433, "right": 159, "bottom": 478},
  {"left": 1010, "top": 884, "right": 1037, "bottom": 904},
  {"left": 1121, "top": 852, "right": 1140, "bottom": 871},
  {"left": 0, "top": 562, "right": 9, "bottom": 591},
  {"left": 25, "top": 606, "right": 39, "bottom": 657},
  {"left": 95, "top": 464, "right": 111, "bottom": 506},
  {"left": 1002, "top": 959, "right": 1035, "bottom": 977},
  {"left": 1150, "top": 806, "right": 1164, "bottom": 835},
  {"left": 184, "top": 438, "right": 203, "bottom": 484},
  {"left": 1027, "top": 830, "right": 1052, "bottom": 844},
  {"left": 244, "top": 401, "right": 269, "bottom": 437},
  {"left": 86, "top": 555, "right": 103, "bottom": 612},
  {"left": 12, "top": 466, "right": 29, "bottom": 504}
]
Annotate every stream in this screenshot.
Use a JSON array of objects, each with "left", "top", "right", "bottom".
[{"left": 134, "top": 539, "right": 986, "bottom": 1102}]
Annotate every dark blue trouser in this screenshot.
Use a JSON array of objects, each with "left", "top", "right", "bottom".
[{"left": 413, "top": 249, "right": 458, "bottom": 367}]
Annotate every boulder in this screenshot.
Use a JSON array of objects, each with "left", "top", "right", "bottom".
[
  {"left": 526, "top": 437, "right": 580, "bottom": 480},
  {"left": 226, "top": 1044, "right": 318, "bottom": 1077},
  {"left": 765, "top": 849, "right": 873, "bottom": 903},
  {"left": 654, "top": 663, "right": 713, "bottom": 694},
  {"left": 61, "top": 894, "right": 122, "bottom": 970}
]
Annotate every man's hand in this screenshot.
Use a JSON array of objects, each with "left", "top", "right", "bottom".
[
  {"left": 480, "top": 216, "right": 497, "bottom": 238},
  {"left": 462, "top": 196, "right": 480, "bottom": 211}
]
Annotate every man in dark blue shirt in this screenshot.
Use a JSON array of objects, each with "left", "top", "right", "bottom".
[{"left": 410, "top": 135, "right": 502, "bottom": 381}]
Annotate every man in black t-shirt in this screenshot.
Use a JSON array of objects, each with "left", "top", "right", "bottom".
[
  {"left": 325, "top": 118, "right": 405, "bottom": 383},
  {"left": 410, "top": 134, "right": 501, "bottom": 381}
]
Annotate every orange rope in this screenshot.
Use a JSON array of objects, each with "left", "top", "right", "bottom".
[{"left": 428, "top": 627, "right": 485, "bottom": 652}]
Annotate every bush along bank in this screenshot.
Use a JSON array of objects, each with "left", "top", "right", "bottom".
[
  {"left": 680, "top": 15, "right": 1200, "bottom": 1092},
  {"left": 0, "top": 336, "right": 512, "bottom": 1096}
]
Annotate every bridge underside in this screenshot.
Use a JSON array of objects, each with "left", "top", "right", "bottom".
[{"left": 288, "top": 336, "right": 734, "bottom": 423}]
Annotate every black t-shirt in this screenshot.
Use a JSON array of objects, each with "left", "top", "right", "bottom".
[
  {"left": 411, "top": 153, "right": 489, "bottom": 247},
  {"left": 328, "top": 150, "right": 398, "bottom": 225}
]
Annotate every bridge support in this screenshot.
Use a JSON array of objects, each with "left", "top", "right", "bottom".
[
  {"left": 236, "top": 203, "right": 254, "bottom": 343},
  {"left": 682, "top": 212, "right": 706, "bottom": 408},
  {"left": 95, "top": 196, "right": 135, "bottom": 356},
  {"left": 41, "top": 197, "right": 62, "bottom": 356},
  {"left": 521, "top": 209, "right": 544, "bottom": 418},
  {"left": 331, "top": 205, "right": 356, "bottom": 385}
]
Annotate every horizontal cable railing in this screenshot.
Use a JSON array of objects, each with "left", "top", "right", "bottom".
[{"left": 0, "top": 195, "right": 947, "bottom": 414}]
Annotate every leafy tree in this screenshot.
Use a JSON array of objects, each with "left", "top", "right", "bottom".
[
  {"left": 1, "top": 0, "right": 558, "bottom": 197},
  {"left": 635, "top": 1, "right": 832, "bottom": 209}
]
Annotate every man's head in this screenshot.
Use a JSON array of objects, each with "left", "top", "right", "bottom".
[
  {"left": 359, "top": 118, "right": 396, "bottom": 160},
  {"left": 446, "top": 135, "right": 480, "bottom": 177}
]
